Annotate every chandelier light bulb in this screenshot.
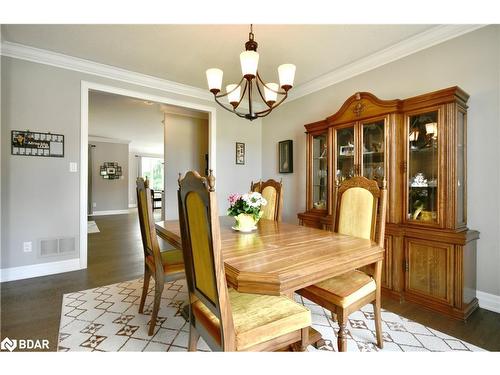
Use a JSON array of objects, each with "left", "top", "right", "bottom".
[
  {"left": 226, "top": 84, "right": 241, "bottom": 107},
  {"left": 264, "top": 83, "right": 279, "bottom": 105},
  {"left": 278, "top": 64, "right": 296, "bottom": 91},
  {"left": 240, "top": 51, "right": 259, "bottom": 79},
  {"left": 206, "top": 68, "right": 223, "bottom": 93}
]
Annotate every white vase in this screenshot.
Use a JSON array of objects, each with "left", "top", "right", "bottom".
[{"left": 234, "top": 213, "right": 260, "bottom": 232}]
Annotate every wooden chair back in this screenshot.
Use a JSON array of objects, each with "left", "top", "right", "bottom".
[
  {"left": 136, "top": 178, "right": 164, "bottom": 274},
  {"left": 260, "top": 179, "right": 283, "bottom": 221},
  {"left": 177, "top": 170, "right": 235, "bottom": 351},
  {"left": 250, "top": 180, "right": 261, "bottom": 192},
  {"left": 333, "top": 176, "right": 387, "bottom": 247}
]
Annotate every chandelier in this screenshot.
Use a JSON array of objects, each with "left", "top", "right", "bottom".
[{"left": 205, "top": 25, "right": 296, "bottom": 121}]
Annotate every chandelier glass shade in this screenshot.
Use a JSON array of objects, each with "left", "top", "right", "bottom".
[{"left": 205, "top": 25, "right": 296, "bottom": 120}]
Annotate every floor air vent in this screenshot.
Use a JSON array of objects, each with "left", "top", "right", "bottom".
[{"left": 39, "top": 237, "right": 76, "bottom": 257}]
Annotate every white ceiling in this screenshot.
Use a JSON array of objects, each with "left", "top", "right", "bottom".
[
  {"left": 88, "top": 90, "right": 206, "bottom": 154},
  {"left": 1, "top": 24, "right": 436, "bottom": 89}
]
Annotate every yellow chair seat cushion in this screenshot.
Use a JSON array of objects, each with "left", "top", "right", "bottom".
[
  {"left": 303, "top": 270, "right": 376, "bottom": 308},
  {"left": 192, "top": 289, "right": 311, "bottom": 351},
  {"left": 146, "top": 249, "right": 184, "bottom": 274}
]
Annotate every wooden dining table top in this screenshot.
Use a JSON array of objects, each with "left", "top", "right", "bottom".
[{"left": 155, "top": 216, "right": 384, "bottom": 296}]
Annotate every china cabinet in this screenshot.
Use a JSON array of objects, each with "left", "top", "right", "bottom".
[{"left": 298, "top": 87, "right": 479, "bottom": 320}]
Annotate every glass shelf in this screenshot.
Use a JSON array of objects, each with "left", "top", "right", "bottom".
[
  {"left": 362, "top": 120, "right": 385, "bottom": 185},
  {"left": 336, "top": 126, "right": 355, "bottom": 183},
  {"left": 407, "top": 111, "right": 439, "bottom": 223},
  {"left": 312, "top": 133, "right": 328, "bottom": 209}
]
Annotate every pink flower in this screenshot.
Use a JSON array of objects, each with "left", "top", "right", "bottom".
[{"left": 228, "top": 193, "right": 241, "bottom": 206}]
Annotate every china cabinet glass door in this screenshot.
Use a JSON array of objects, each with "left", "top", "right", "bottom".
[
  {"left": 407, "top": 110, "right": 439, "bottom": 224},
  {"left": 361, "top": 120, "right": 385, "bottom": 186},
  {"left": 335, "top": 126, "right": 356, "bottom": 183},
  {"left": 312, "top": 133, "right": 328, "bottom": 210}
]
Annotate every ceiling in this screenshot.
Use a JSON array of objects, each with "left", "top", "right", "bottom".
[
  {"left": 1, "top": 24, "right": 436, "bottom": 89},
  {"left": 88, "top": 90, "right": 206, "bottom": 154}
]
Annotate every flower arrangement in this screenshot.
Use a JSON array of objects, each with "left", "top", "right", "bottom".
[
  {"left": 227, "top": 192, "right": 267, "bottom": 220},
  {"left": 227, "top": 192, "right": 267, "bottom": 231}
]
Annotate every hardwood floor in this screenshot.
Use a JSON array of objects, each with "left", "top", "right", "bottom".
[
  {"left": 0, "top": 211, "right": 169, "bottom": 351},
  {"left": 1, "top": 212, "right": 499, "bottom": 351}
]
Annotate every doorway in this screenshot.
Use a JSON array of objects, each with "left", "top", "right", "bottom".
[
  {"left": 79, "top": 81, "right": 217, "bottom": 269},
  {"left": 139, "top": 156, "right": 165, "bottom": 220}
]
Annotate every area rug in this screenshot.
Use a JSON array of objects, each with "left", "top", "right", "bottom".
[
  {"left": 57, "top": 278, "right": 485, "bottom": 352},
  {"left": 87, "top": 221, "right": 100, "bottom": 234}
]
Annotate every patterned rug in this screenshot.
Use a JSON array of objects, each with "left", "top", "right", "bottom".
[
  {"left": 87, "top": 221, "right": 100, "bottom": 234},
  {"left": 58, "top": 278, "right": 485, "bottom": 352}
]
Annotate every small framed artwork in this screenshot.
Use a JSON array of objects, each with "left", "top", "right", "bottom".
[
  {"left": 279, "top": 140, "right": 293, "bottom": 173},
  {"left": 236, "top": 142, "right": 245, "bottom": 165},
  {"left": 100, "top": 162, "right": 121, "bottom": 179}
]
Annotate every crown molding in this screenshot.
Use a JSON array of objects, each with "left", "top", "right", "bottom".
[
  {"left": 0, "top": 40, "right": 213, "bottom": 102},
  {"left": 288, "top": 24, "right": 487, "bottom": 102},
  {"left": 1, "top": 24, "right": 486, "bottom": 108},
  {"left": 0, "top": 40, "right": 264, "bottom": 111}
]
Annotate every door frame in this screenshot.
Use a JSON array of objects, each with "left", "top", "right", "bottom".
[{"left": 80, "top": 80, "right": 217, "bottom": 269}]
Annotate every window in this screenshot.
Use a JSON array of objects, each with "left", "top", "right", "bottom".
[{"left": 141, "top": 157, "right": 164, "bottom": 192}]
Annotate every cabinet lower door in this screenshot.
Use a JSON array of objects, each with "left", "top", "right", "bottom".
[{"left": 405, "top": 238, "right": 453, "bottom": 304}]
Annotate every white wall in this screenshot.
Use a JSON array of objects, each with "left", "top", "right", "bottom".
[
  {"left": 1, "top": 55, "right": 262, "bottom": 270},
  {"left": 89, "top": 141, "right": 129, "bottom": 212},
  {"left": 129, "top": 152, "right": 139, "bottom": 206},
  {"left": 261, "top": 26, "right": 500, "bottom": 297},
  {"left": 164, "top": 113, "right": 208, "bottom": 219}
]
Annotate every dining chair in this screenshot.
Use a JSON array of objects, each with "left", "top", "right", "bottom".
[
  {"left": 297, "top": 176, "right": 387, "bottom": 351},
  {"left": 259, "top": 178, "right": 284, "bottom": 221},
  {"left": 178, "top": 170, "right": 311, "bottom": 351},
  {"left": 136, "top": 177, "right": 185, "bottom": 336},
  {"left": 150, "top": 189, "right": 163, "bottom": 210},
  {"left": 250, "top": 180, "right": 262, "bottom": 192}
]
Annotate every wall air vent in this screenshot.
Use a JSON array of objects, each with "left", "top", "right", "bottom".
[
  {"left": 40, "top": 239, "right": 58, "bottom": 256},
  {"left": 59, "top": 237, "right": 76, "bottom": 253},
  {"left": 39, "top": 237, "right": 77, "bottom": 257}
]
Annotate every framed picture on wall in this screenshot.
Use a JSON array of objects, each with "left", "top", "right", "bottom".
[
  {"left": 11, "top": 130, "right": 64, "bottom": 158},
  {"left": 236, "top": 142, "right": 245, "bottom": 165},
  {"left": 279, "top": 140, "right": 293, "bottom": 173}
]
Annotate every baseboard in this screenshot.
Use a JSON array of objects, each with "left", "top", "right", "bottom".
[
  {"left": 0, "top": 258, "right": 82, "bottom": 282},
  {"left": 90, "top": 209, "right": 132, "bottom": 216},
  {"left": 128, "top": 204, "right": 137, "bottom": 208},
  {"left": 477, "top": 290, "right": 500, "bottom": 314}
]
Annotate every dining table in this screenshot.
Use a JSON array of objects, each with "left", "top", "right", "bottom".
[{"left": 155, "top": 216, "right": 384, "bottom": 348}]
